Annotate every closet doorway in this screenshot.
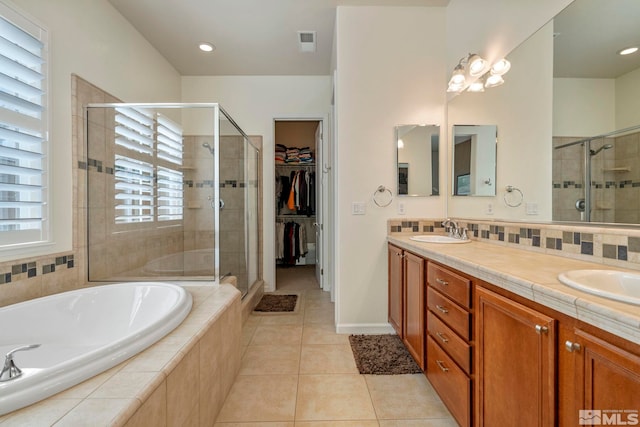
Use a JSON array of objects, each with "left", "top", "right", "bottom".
[{"left": 274, "top": 119, "right": 324, "bottom": 291}]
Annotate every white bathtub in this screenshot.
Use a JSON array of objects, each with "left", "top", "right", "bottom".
[
  {"left": 143, "top": 249, "right": 215, "bottom": 276},
  {"left": 0, "top": 282, "right": 192, "bottom": 416}
]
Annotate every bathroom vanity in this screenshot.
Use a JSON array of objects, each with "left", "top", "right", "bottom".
[{"left": 388, "top": 236, "right": 640, "bottom": 427}]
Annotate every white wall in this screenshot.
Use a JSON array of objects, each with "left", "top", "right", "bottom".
[
  {"left": 4, "top": 0, "right": 180, "bottom": 262},
  {"left": 447, "top": 21, "right": 555, "bottom": 221},
  {"left": 553, "top": 78, "right": 615, "bottom": 136},
  {"left": 181, "top": 76, "right": 332, "bottom": 291},
  {"left": 616, "top": 67, "right": 640, "bottom": 130},
  {"left": 334, "top": 6, "right": 446, "bottom": 332},
  {"left": 446, "top": 0, "right": 573, "bottom": 73}
]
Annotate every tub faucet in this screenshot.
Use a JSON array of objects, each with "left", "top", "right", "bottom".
[{"left": 0, "top": 344, "right": 40, "bottom": 382}]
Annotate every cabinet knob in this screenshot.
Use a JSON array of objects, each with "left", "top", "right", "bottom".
[
  {"left": 435, "top": 305, "right": 449, "bottom": 314},
  {"left": 436, "top": 332, "right": 449, "bottom": 343},
  {"left": 436, "top": 278, "right": 449, "bottom": 286},
  {"left": 565, "top": 340, "right": 581, "bottom": 353},
  {"left": 436, "top": 360, "right": 449, "bottom": 372},
  {"left": 535, "top": 324, "right": 549, "bottom": 334}
]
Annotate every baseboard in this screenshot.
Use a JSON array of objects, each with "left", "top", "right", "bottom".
[{"left": 336, "top": 323, "right": 396, "bottom": 335}]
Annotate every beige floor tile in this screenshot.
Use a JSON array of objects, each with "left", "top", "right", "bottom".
[
  {"left": 215, "top": 423, "right": 294, "bottom": 427},
  {"left": 250, "top": 324, "right": 303, "bottom": 346},
  {"left": 217, "top": 375, "right": 298, "bottom": 423},
  {"left": 378, "top": 419, "right": 458, "bottom": 427},
  {"left": 295, "top": 422, "right": 379, "bottom": 427},
  {"left": 242, "top": 324, "right": 258, "bottom": 346},
  {"left": 303, "top": 308, "right": 335, "bottom": 324},
  {"left": 303, "top": 298, "right": 333, "bottom": 311},
  {"left": 299, "top": 344, "right": 359, "bottom": 374},
  {"left": 295, "top": 374, "right": 376, "bottom": 421},
  {"left": 302, "top": 323, "right": 349, "bottom": 345},
  {"left": 365, "top": 375, "right": 451, "bottom": 420},
  {"left": 240, "top": 344, "right": 301, "bottom": 375},
  {"left": 258, "top": 314, "right": 304, "bottom": 325}
]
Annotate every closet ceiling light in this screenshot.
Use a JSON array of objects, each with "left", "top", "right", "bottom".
[
  {"left": 199, "top": 42, "right": 215, "bottom": 52},
  {"left": 619, "top": 46, "right": 639, "bottom": 56}
]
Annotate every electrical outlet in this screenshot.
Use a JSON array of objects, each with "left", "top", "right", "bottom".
[
  {"left": 486, "top": 203, "right": 494, "bottom": 215},
  {"left": 352, "top": 202, "right": 366, "bottom": 215},
  {"left": 398, "top": 202, "right": 406, "bottom": 215}
]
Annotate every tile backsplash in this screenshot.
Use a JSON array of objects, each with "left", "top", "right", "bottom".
[{"left": 388, "top": 218, "right": 640, "bottom": 271}]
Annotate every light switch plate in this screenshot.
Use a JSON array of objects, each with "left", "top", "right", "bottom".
[
  {"left": 398, "top": 202, "right": 406, "bottom": 215},
  {"left": 352, "top": 202, "right": 366, "bottom": 215}
]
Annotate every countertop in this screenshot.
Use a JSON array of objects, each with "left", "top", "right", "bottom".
[{"left": 388, "top": 235, "right": 640, "bottom": 345}]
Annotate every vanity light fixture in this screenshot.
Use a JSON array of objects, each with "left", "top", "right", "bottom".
[
  {"left": 198, "top": 42, "right": 215, "bottom": 52},
  {"left": 446, "top": 54, "right": 511, "bottom": 93},
  {"left": 618, "top": 46, "right": 639, "bottom": 56}
]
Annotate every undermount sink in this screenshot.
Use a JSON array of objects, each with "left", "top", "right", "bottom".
[
  {"left": 557, "top": 269, "right": 640, "bottom": 305},
  {"left": 409, "top": 235, "right": 471, "bottom": 244}
]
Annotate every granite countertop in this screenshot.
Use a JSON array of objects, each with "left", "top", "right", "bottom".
[{"left": 388, "top": 235, "right": 640, "bottom": 345}]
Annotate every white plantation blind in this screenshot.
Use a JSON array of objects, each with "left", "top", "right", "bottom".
[
  {"left": 157, "top": 114, "right": 182, "bottom": 165},
  {"left": 157, "top": 166, "right": 183, "bottom": 221},
  {"left": 0, "top": 5, "right": 47, "bottom": 246},
  {"left": 114, "top": 107, "right": 154, "bottom": 155},
  {"left": 114, "top": 155, "right": 154, "bottom": 223}
]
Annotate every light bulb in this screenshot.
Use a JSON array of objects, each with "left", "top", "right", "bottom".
[
  {"left": 485, "top": 74, "right": 504, "bottom": 88},
  {"left": 467, "top": 80, "right": 485, "bottom": 92},
  {"left": 199, "top": 43, "right": 215, "bottom": 52},
  {"left": 490, "top": 59, "right": 511, "bottom": 75},
  {"left": 468, "top": 54, "right": 487, "bottom": 76}
]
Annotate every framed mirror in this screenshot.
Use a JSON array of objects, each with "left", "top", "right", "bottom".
[
  {"left": 396, "top": 124, "right": 440, "bottom": 196},
  {"left": 452, "top": 125, "right": 497, "bottom": 196}
]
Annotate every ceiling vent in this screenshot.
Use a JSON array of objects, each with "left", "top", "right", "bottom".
[{"left": 297, "top": 31, "right": 316, "bottom": 53}]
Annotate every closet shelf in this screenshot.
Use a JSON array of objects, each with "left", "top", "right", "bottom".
[
  {"left": 276, "top": 163, "right": 315, "bottom": 167},
  {"left": 277, "top": 214, "right": 315, "bottom": 220}
]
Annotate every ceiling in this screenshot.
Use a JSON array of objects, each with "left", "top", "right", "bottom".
[
  {"left": 108, "top": 0, "right": 449, "bottom": 76},
  {"left": 553, "top": 0, "right": 640, "bottom": 78}
]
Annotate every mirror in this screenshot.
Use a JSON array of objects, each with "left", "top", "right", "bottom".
[
  {"left": 396, "top": 124, "right": 440, "bottom": 196},
  {"left": 452, "top": 125, "right": 497, "bottom": 196}
]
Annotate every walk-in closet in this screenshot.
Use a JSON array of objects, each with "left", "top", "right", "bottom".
[{"left": 274, "top": 120, "right": 321, "bottom": 289}]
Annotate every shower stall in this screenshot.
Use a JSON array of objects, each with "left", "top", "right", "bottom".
[
  {"left": 553, "top": 124, "right": 640, "bottom": 224},
  {"left": 85, "top": 103, "right": 261, "bottom": 297}
]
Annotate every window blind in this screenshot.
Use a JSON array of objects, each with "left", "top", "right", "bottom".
[
  {"left": 157, "top": 166, "right": 183, "bottom": 221},
  {"left": 0, "top": 7, "right": 47, "bottom": 246},
  {"left": 114, "top": 155, "right": 154, "bottom": 223}
]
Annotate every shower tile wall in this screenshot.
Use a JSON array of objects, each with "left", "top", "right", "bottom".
[
  {"left": 552, "top": 136, "right": 585, "bottom": 222},
  {"left": 613, "top": 131, "right": 640, "bottom": 224}
]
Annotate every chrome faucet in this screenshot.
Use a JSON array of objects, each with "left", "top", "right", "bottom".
[
  {"left": 442, "top": 218, "right": 459, "bottom": 238},
  {"left": 0, "top": 344, "right": 40, "bottom": 382}
]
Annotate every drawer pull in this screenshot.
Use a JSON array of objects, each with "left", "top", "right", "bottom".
[
  {"left": 436, "top": 360, "right": 449, "bottom": 372},
  {"left": 535, "top": 324, "right": 549, "bottom": 334},
  {"left": 436, "top": 332, "right": 449, "bottom": 343},
  {"left": 435, "top": 305, "right": 449, "bottom": 314},
  {"left": 436, "top": 278, "right": 448, "bottom": 286}
]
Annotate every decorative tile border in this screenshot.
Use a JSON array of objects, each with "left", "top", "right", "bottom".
[
  {"left": 0, "top": 254, "right": 75, "bottom": 285},
  {"left": 388, "top": 218, "right": 640, "bottom": 271}
]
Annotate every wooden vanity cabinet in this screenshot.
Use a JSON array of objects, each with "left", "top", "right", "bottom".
[
  {"left": 388, "top": 244, "right": 404, "bottom": 337},
  {"left": 426, "top": 262, "right": 473, "bottom": 427},
  {"left": 560, "top": 326, "right": 640, "bottom": 425},
  {"left": 387, "top": 244, "right": 425, "bottom": 369}
]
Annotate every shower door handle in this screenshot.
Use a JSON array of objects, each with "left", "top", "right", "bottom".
[{"left": 207, "top": 196, "right": 225, "bottom": 209}]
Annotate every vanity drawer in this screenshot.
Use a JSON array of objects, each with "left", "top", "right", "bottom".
[
  {"left": 426, "top": 335, "right": 471, "bottom": 427},
  {"left": 428, "top": 263, "right": 471, "bottom": 309},
  {"left": 427, "top": 287, "right": 471, "bottom": 340},
  {"left": 427, "top": 310, "right": 472, "bottom": 374}
]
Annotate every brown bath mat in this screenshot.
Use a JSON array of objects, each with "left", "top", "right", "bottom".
[
  {"left": 349, "top": 334, "right": 422, "bottom": 375},
  {"left": 254, "top": 294, "right": 298, "bottom": 313}
]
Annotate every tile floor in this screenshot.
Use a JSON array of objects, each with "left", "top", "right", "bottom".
[{"left": 214, "top": 265, "right": 457, "bottom": 426}]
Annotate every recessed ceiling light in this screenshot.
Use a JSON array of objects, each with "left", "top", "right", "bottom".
[
  {"left": 199, "top": 43, "right": 215, "bottom": 52},
  {"left": 618, "top": 46, "right": 638, "bottom": 56}
]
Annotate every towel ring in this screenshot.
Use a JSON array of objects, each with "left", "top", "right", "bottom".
[
  {"left": 373, "top": 185, "right": 393, "bottom": 207},
  {"left": 504, "top": 185, "right": 523, "bottom": 207}
]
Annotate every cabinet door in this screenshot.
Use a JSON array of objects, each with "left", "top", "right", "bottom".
[
  {"left": 388, "top": 244, "right": 404, "bottom": 337},
  {"left": 475, "top": 287, "right": 556, "bottom": 427},
  {"left": 570, "top": 329, "right": 640, "bottom": 425},
  {"left": 403, "top": 251, "right": 425, "bottom": 370}
]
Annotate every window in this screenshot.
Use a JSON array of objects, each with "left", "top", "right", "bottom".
[
  {"left": 114, "top": 107, "right": 183, "bottom": 225},
  {"left": 0, "top": 3, "right": 48, "bottom": 248}
]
